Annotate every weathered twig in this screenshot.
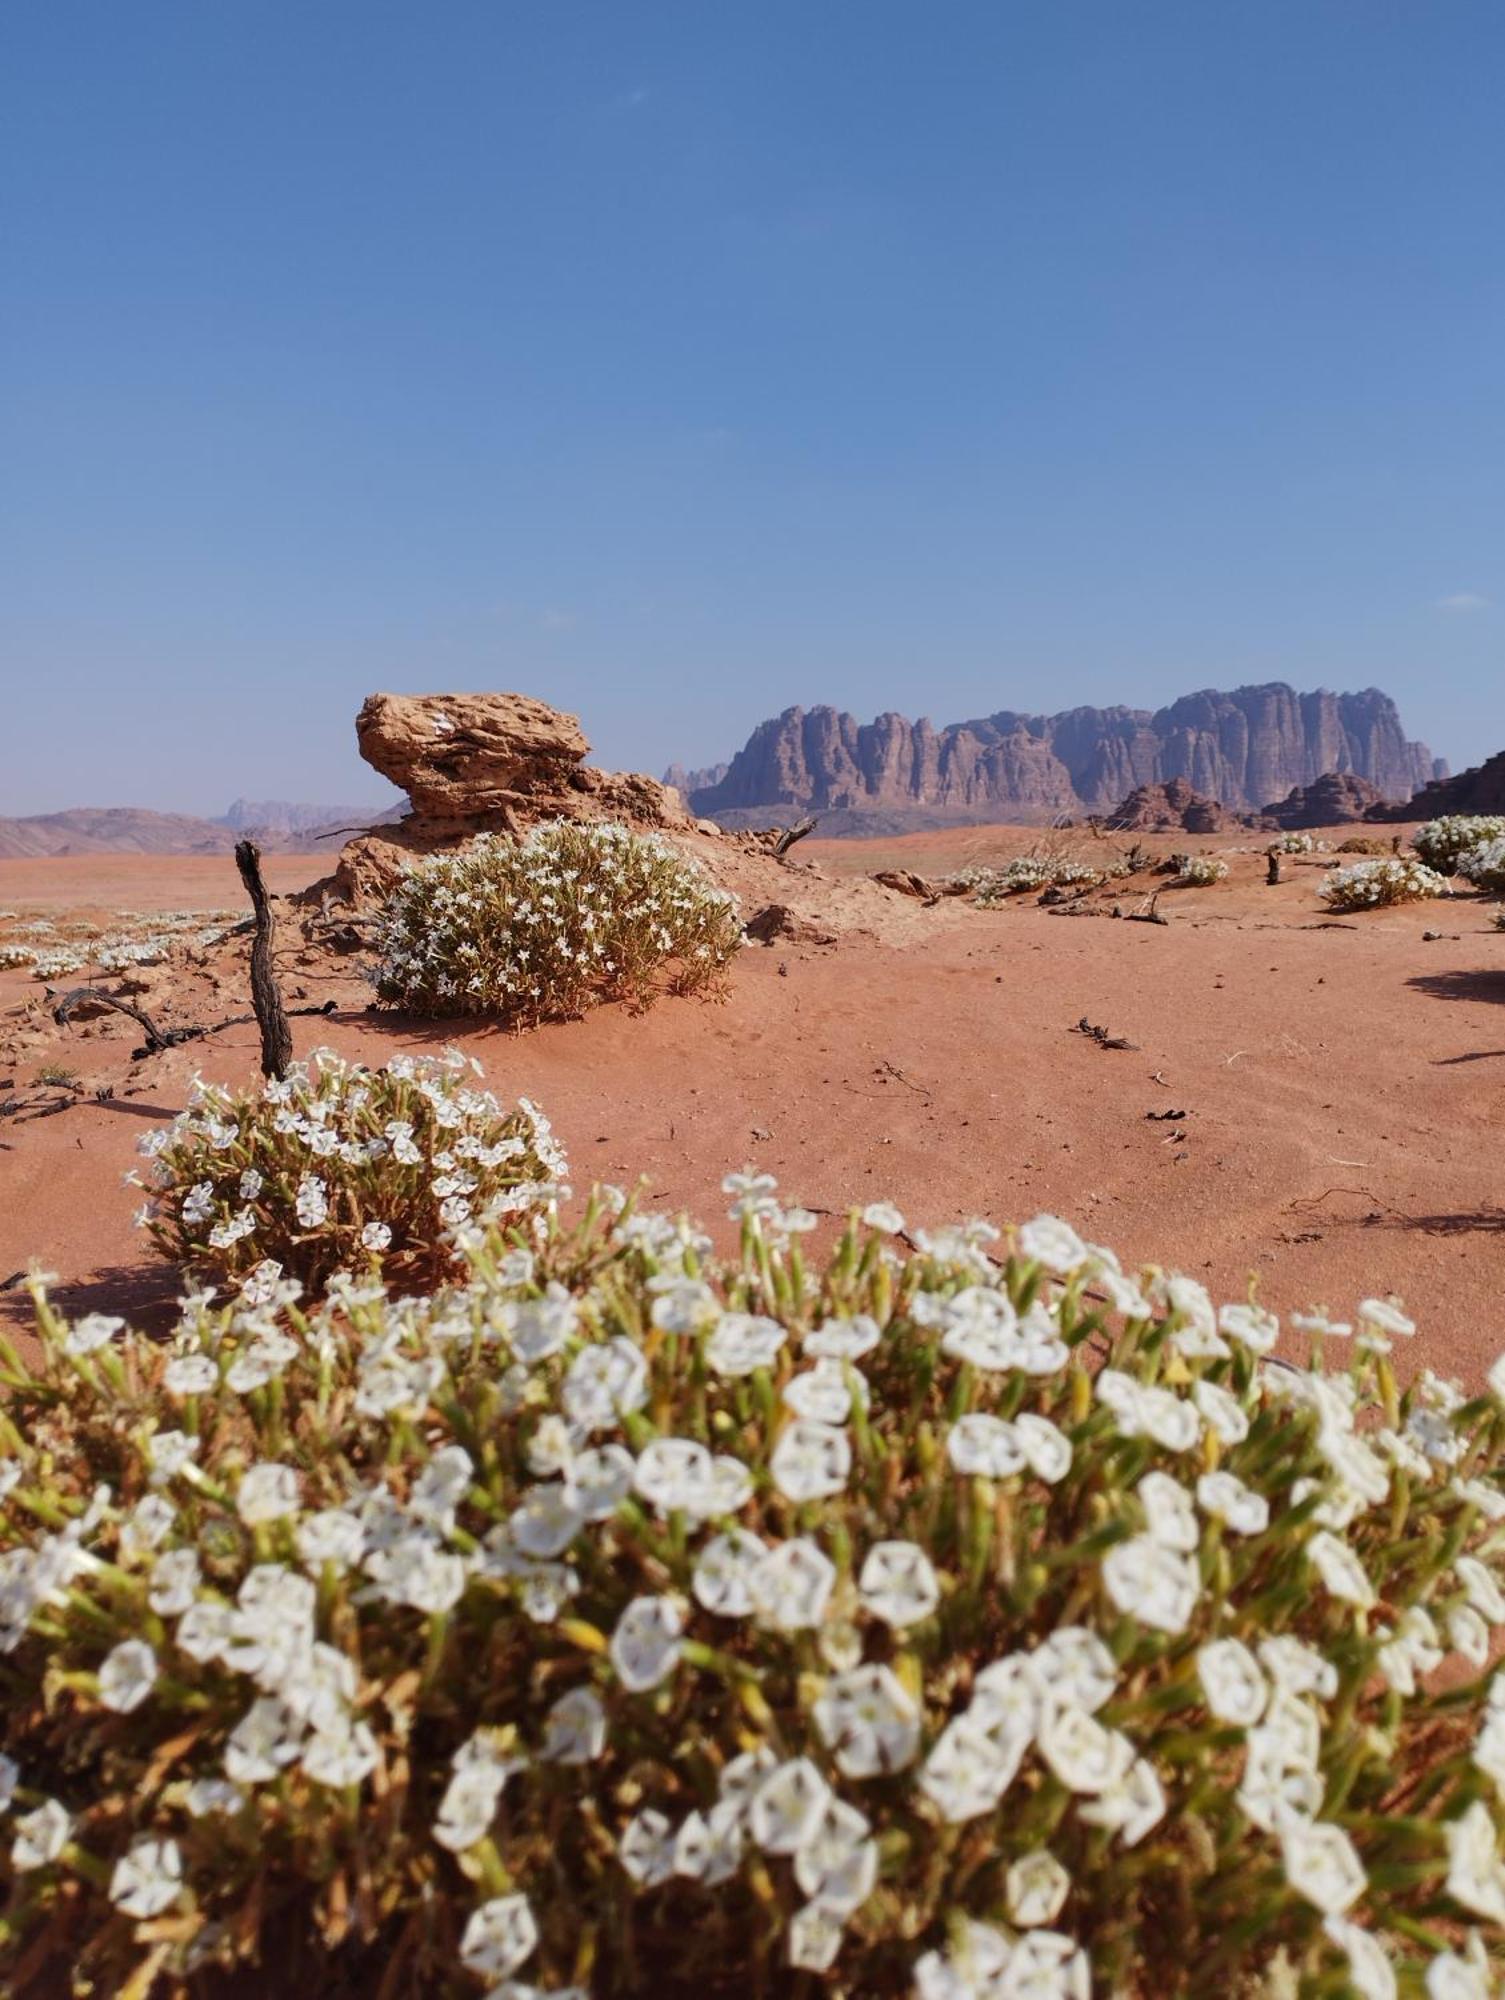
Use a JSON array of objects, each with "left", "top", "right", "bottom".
[
  {"left": 235, "top": 840, "right": 293, "bottom": 1080},
  {"left": 53, "top": 987, "right": 172, "bottom": 1052},
  {"left": 1074, "top": 1017, "right": 1139, "bottom": 1052},
  {"left": 1124, "top": 891, "right": 1167, "bottom": 926},
  {"left": 774, "top": 814, "right": 820, "bottom": 859}
]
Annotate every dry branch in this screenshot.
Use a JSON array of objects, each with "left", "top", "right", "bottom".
[{"left": 235, "top": 840, "right": 294, "bottom": 1080}]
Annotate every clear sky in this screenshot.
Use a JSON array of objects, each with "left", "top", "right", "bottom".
[{"left": 3, "top": 1, "right": 1502, "bottom": 815}]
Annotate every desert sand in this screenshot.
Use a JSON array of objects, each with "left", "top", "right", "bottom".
[{"left": 3, "top": 827, "right": 1501, "bottom": 1382}]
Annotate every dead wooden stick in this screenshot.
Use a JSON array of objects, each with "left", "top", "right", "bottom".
[
  {"left": 1266, "top": 848, "right": 1283, "bottom": 885},
  {"left": 53, "top": 987, "right": 172, "bottom": 1051},
  {"left": 774, "top": 814, "right": 819, "bottom": 858},
  {"left": 235, "top": 840, "right": 293, "bottom": 1080}
]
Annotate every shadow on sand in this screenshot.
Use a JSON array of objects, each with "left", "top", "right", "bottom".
[{"left": 1407, "top": 968, "right": 1505, "bottom": 1006}]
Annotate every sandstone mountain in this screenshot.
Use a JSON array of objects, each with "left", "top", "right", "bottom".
[{"left": 690, "top": 684, "right": 1441, "bottom": 828}]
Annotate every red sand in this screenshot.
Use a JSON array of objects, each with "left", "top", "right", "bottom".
[{"left": 2, "top": 837, "right": 1502, "bottom": 1381}]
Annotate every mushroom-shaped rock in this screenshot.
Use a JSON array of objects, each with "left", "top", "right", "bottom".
[{"left": 356, "top": 693, "right": 590, "bottom": 818}]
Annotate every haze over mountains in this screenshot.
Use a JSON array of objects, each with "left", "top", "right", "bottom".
[
  {"left": 0, "top": 799, "right": 399, "bottom": 860},
  {"left": 681, "top": 683, "right": 1445, "bottom": 832}
]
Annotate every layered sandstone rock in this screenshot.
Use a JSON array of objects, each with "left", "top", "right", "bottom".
[
  {"left": 1263, "top": 772, "right": 1387, "bottom": 828},
  {"left": 323, "top": 693, "right": 694, "bottom": 904},
  {"left": 1373, "top": 749, "right": 1505, "bottom": 823},
  {"left": 690, "top": 685, "right": 1440, "bottom": 825},
  {"left": 1100, "top": 779, "right": 1236, "bottom": 834}
]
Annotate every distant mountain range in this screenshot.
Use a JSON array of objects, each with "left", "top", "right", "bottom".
[
  {"left": 676, "top": 684, "right": 1445, "bottom": 831},
  {"left": 0, "top": 799, "right": 401, "bottom": 860}
]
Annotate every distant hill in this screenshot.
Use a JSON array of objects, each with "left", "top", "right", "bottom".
[
  {"left": 687, "top": 684, "right": 1443, "bottom": 830},
  {"left": 0, "top": 799, "right": 402, "bottom": 860}
]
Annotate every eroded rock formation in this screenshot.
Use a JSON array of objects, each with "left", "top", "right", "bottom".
[
  {"left": 691, "top": 685, "right": 1440, "bottom": 826},
  {"left": 1100, "top": 779, "right": 1236, "bottom": 834},
  {"left": 325, "top": 693, "right": 694, "bottom": 904},
  {"left": 1373, "top": 750, "right": 1505, "bottom": 823},
  {"left": 1262, "top": 772, "right": 1387, "bottom": 828}
]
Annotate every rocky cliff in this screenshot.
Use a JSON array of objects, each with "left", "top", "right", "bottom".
[
  {"left": 1373, "top": 750, "right": 1505, "bottom": 823},
  {"left": 691, "top": 684, "right": 1439, "bottom": 825}
]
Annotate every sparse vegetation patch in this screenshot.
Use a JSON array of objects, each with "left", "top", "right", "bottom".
[
  {"left": 373, "top": 821, "right": 742, "bottom": 1023},
  {"left": 1320, "top": 858, "right": 1448, "bottom": 912}
]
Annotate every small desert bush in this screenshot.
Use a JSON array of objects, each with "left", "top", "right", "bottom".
[
  {"left": 0, "top": 945, "right": 37, "bottom": 970},
  {"left": 955, "top": 857, "right": 1118, "bottom": 905},
  {"left": 135, "top": 1049, "right": 566, "bottom": 1295},
  {"left": 373, "top": 822, "right": 743, "bottom": 1024},
  {"left": 1457, "top": 838, "right": 1505, "bottom": 896},
  {"left": 1277, "top": 832, "right": 1315, "bottom": 854},
  {"left": 2, "top": 1184, "right": 1505, "bottom": 1995},
  {"left": 1338, "top": 837, "right": 1386, "bottom": 856},
  {"left": 1320, "top": 857, "right": 1448, "bottom": 913},
  {"left": 1412, "top": 816, "right": 1505, "bottom": 876},
  {"left": 1168, "top": 855, "right": 1228, "bottom": 887}
]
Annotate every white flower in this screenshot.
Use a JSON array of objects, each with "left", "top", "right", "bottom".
[
  {"left": 109, "top": 1836, "right": 182, "bottom": 1917},
  {"left": 1426, "top": 1946, "right": 1492, "bottom": 2000},
  {"left": 1138, "top": 1470, "right": 1199, "bottom": 1552},
  {"left": 237, "top": 1461, "right": 302, "bottom": 1526},
  {"left": 1457, "top": 1555, "right": 1505, "bottom": 1625},
  {"left": 1077, "top": 1754, "right": 1166, "bottom": 1847},
  {"left": 1358, "top": 1298, "right": 1415, "bottom": 1341},
  {"left": 1006, "top": 1848, "right": 1071, "bottom": 1927},
  {"left": 857, "top": 1541, "right": 939, "bottom": 1628},
  {"left": 947, "top": 1413, "right": 1026, "bottom": 1477},
  {"left": 296, "top": 1509, "right": 367, "bottom": 1574},
  {"left": 542, "top": 1687, "right": 607, "bottom": 1764},
  {"left": 919, "top": 1718, "right": 1019, "bottom": 1823},
  {"left": 145, "top": 1428, "right": 200, "bottom": 1486},
  {"left": 770, "top": 1420, "right": 850, "bottom": 1503},
  {"left": 860, "top": 1202, "right": 904, "bottom": 1234},
  {"left": 811, "top": 1663, "right": 921, "bottom": 1777},
  {"left": 792, "top": 1796, "right": 875, "bottom": 1913},
  {"left": 1323, "top": 1915, "right": 1397, "bottom": 2000},
  {"left": 748, "top": 1757, "right": 830, "bottom": 1854},
  {"left": 12, "top": 1798, "right": 71, "bottom": 1871},
  {"left": 359, "top": 1220, "right": 393, "bottom": 1252},
  {"left": 1015, "top": 1412, "right": 1073, "bottom": 1482},
  {"left": 787, "top": 1901, "right": 845, "bottom": 1972},
  {"left": 459, "top": 1893, "right": 538, "bottom": 1980},
  {"left": 1279, "top": 1818, "right": 1367, "bottom": 1916},
  {"left": 748, "top": 1538, "right": 836, "bottom": 1630},
  {"left": 1308, "top": 1530, "right": 1376, "bottom": 1609},
  {"left": 1193, "top": 1379, "right": 1250, "bottom": 1444},
  {"left": 1218, "top": 1302, "right": 1280, "bottom": 1354},
  {"left": 705, "top": 1311, "right": 786, "bottom": 1376},
  {"left": 1258, "top": 1635, "right": 1339, "bottom": 1701},
  {"left": 1196, "top": 1470, "right": 1270, "bottom": 1536},
  {"left": 1197, "top": 1639, "right": 1268, "bottom": 1726},
  {"left": 1102, "top": 1535, "right": 1200, "bottom": 1633},
  {"left": 804, "top": 1314, "right": 881, "bottom": 1360},
  {"left": 1445, "top": 1800, "right": 1505, "bottom": 1925},
  {"left": 302, "top": 1722, "right": 380, "bottom": 1789},
  {"left": 509, "top": 1484, "right": 586, "bottom": 1559},
  {"left": 1036, "top": 1705, "right": 1134, "bottom": 1796},
  {"left": 783, "top": 1359, "right": 864, "bottom": 1424},
  {"left": 1036, "top": 1627, "right": 1116, "bottom": 1712},
  {"left": 186, "top": 1778, "right": 244, "bottom": 1818},
  {"left": 1017, "top": 1214, "right": 1089, "bottom": 1273},
  {"left": 63, "top": 1313, "right": 126, "bottom": 1357},
  {"left": 163, "top": 1353, "right": 219, "bottom": 1396},
  {"left": 692, "top": 1528, "right": 767, "bottom": 1618},
  {"left": 294, "top": 1174, "right": 328, "bottom": 1229},
  {"left": 609, "top": 1595, "right": 684, "bottom": 1693},
  {"left": 98, "top": 1638, "right": 158, "bottom": 1714}
]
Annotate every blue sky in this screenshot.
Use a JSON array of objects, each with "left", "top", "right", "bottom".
[{"left": 3, "top": 1, "right": 1502, "bottom": 814}]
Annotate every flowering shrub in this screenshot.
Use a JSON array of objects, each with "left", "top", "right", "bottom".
[
  {"left": 1170, "top": 856, "right": 1228, "bottom": 887},
  {"left": 373, "top": 822, "right": 743, "bottom": 1024},
  {"left": 1277, "top": 832, "right": 1315, "bottom": 854},
  {"left": 1320, "top": 857, "right": 1448, "bottom": 913},
  {"left": 1413, "top": 816, "right": 1505, "bottom": 875},
  {"left": 955, "top": 857, "right": 1119, "bottom": 905},
  {"left": 135, "top": 1049, "right": 566, "bottom": 1295},
  {"left": 1457, "top": 838, "right": 1505, "bottom": 896},
  {"left": 3, "top": 1178, "right": 1505, "bottom": 1997}
]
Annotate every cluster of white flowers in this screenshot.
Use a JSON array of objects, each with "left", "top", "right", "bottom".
[
  {"left": 1413, "top": 815, "right": 1505, "bottom": 874},
  {"left": 1278, "top": 831, "right": 1316, "bottom": 853},
  {"left": 955, "top": 856, "right": 1120, "bottom": 906},
  {"left": 0, "top": 905, "right": 238, "bottom": 982},
  {"left": 1457, "top": 836, "right": 1505, "bottom": 896},
  {"left": 135, "top": 1047, "right": 566, "bottom": 1292},
  {"left": 1171, "top": 855, "right": 1229, "bottom": 886},
  {"left": 1320, "top": 856, "right": 1449, "bottom": 912},
  {"left": 372, "top": 819, "right": 743, "bottom": 1024},
  {"left": 1, "top": 1168, "right": 1504, "bottom": 1995}
]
